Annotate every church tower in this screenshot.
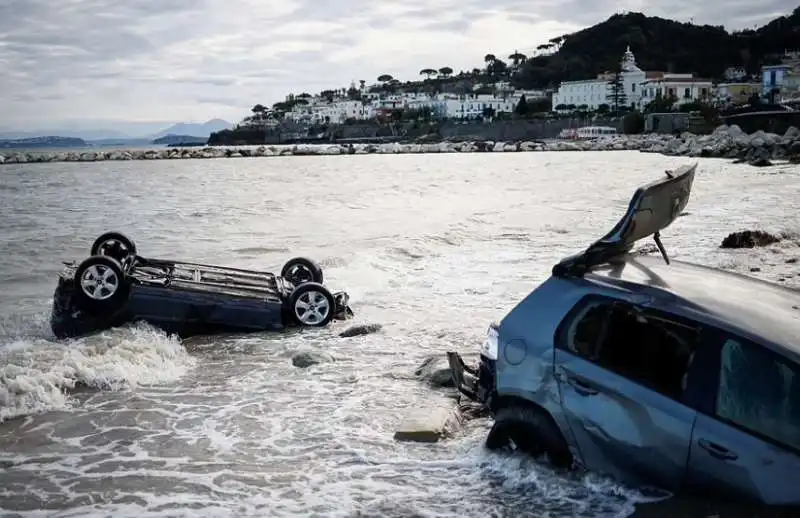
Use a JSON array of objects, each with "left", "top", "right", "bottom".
[{"left": 620, "top": 45, "right": 641, "bottom": 73}]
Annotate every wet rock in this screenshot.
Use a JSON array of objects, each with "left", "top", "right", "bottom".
[
  {"left": 414, "top": 355, "right": 455, "bottom": 389},
  {"left": 339, "top": 323, "right": 382, "bottom": 338},
  {"left": 459, "top": 401, "right": 491, "bottom": 420},
  {"left": 291, "top": 350, "right": 334, "bottom": 368},
  {"left": 747, "top": 147, "right": 773, "bottom": 167},
  {"left": 393, "top": 405, "right": 462, "bottom": 443},
  {"left": 720, "top": 230, "right": 781, "bottom": 249}
]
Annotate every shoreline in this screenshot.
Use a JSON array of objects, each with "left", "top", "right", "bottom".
[{"left": 1, "top": 125, "right": 798, "bottom": 167}]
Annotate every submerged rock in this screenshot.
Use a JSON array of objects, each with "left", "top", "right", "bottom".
[
  {"left": 393, "top": 405, "right": 462, "bottom": 443},
  {"left": 291, "top": 350, "right": 334, "bottom": 368},
  {"left": 414, "top": 355, "right": 455, "bottom": 389},
  {"left": 339, "top": 323, "right": 382, "bottom": 338},
  {"left": 720, "top": 230, "right": 782, "bottom": 249}
]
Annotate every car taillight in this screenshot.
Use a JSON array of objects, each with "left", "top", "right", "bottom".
[{"left": 480, "top": 323, "right": 499, "bottom": 361}]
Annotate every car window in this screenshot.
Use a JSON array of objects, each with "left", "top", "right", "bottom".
[
  {"left": 565, "top": 300, "right": 609, "bottom": 359},
  {"left": 716, "top": 338, "right": 800, "bottom": 452},
  {"left": 563, "top": 298, "right": 699, "bottom": 400}
]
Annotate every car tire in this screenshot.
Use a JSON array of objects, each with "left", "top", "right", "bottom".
[
  {"left": 288, "top": 282, "right": 335, "bottom": 327},
  {"left": 281, "top": 257, "right": 324, "bottom": 286},
  {"left": 485, "top": 404, "right": 573, "bottom": 469},
  {"left": 73, "top": 255, "right": 130, "bottom": 314},
  {"left": 91, "top": 231, "right": 137, "bottom": 262}
]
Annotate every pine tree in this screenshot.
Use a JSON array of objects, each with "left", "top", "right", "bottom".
[{"left": 606, "top": 68, "right": 628, "bottom": 114}]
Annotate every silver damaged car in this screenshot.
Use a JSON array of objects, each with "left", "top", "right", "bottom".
[{"left": 448, "top": 162, "right": 800, "bottom": 505}]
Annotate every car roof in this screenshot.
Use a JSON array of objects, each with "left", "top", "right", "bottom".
[{"left": 586, "top": 254, "right": 800, "bottom": 358}]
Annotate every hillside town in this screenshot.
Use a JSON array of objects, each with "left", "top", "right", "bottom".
[{"left": 238, "top": 47, "right": 800, "bottom": 131}]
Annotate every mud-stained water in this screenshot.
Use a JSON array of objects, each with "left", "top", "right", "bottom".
[{"left": 0, "top": 152, "right": 798, "bottom": 517}]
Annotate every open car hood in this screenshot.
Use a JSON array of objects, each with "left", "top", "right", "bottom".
[{"left": 553, "top": 162, "right": 697, "bottom": 277}]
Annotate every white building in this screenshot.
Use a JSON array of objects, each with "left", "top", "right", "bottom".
[
  {"left": 638, "top": 73, "right": 712, "bottom": 109},
  {"left": 551, "top": 46, "right": 645, "bottom": 111}
]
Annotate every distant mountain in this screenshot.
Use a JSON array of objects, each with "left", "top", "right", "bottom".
[
  {"left": 151, "top": 119, "right": 232, "bottom": 139},
  {"left": 152, "top": 134, "right": 208, "bottom": 146},
  {"left": 0, "top": 119, "right": 234, "bottom": 141},
  {"left": 85, "top": 138, "right": 154, "bottom": 148},
  {"left": 0, "top": 136, "right": 86, "bottom": 149}
]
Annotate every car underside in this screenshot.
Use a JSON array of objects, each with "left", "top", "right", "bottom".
[{"left": 50, "top": 232, "right": 353, "bottom": 339}]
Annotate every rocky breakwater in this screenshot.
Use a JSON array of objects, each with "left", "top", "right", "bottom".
[
  {"left": 1, "top": 125, "right": 798, "bottom": 166},
  {"left": 637, "top": 124, "right": 800, "bottom": 166}
]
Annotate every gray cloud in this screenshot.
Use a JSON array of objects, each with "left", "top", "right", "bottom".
[{"left": 0, "top": 0, "right": 795, "bottom": 130}]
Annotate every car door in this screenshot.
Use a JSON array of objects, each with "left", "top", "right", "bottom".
[
  {"left": 684, "top": 333, "right": 800, "bottom": 505},
  {"left": 553, "top": 295, "right": 699, "bottom": 492}
]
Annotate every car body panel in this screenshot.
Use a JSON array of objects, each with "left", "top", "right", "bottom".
[
  {"left": 686, "top": 413, "right": 800, "bottom": 505},
  {"left": 554, "top": 350, "right": 697, "bottom": 492},
  {"left": 554, "top": 162, "right": 696, "bottom": 277}
]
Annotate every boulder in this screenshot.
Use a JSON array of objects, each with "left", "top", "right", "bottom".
[
  {"left": 339, "top": 323, "right": 382, "bottom": 338},
  {"left": 291, "top": 350, "right": 334, "bottom": 368},
  {"left": 393, "top": 405, "right": 462, "bottom": 443},
  {"left": 414, "top": 355, "right": 455, "bottom": 389},
  {"left": 720, "top": 230, "right": 782, "bottom": 249}
]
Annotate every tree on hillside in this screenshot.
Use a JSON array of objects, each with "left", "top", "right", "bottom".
[
  {"left": 510, "top": 10, "right": 797, "bottom": 89},
  {"left": 508, "top": 51, "right": 527, "bottom": 68},
  {"left": 251, "top": 104, "right": 266, "bottom": 115},
  {"left": 420, "top": 68, "right": 437, "bottom": 79},
  {"left": 347, "top": 82, "right": 360, "bottom": 100},
  {"left": 515, "top": 95, "right": 528, "bottom": 116},
  {"left": 377, "top": 74, "right": 394, "bottom": 83},
  {"left": 438, "top": 67, "right": 454, "bottom": 78},
  {"left": 606, "top": 68, "right": 627, "bottom": 113},
  {"left": 536, "top": 43, "right": 554, "bottom": 56},
  {"left": 484, "top": 54, "right": 496, "bottom": 64},
  {"left": 644, "top": 93, "right": 677, "bottom": 113}
]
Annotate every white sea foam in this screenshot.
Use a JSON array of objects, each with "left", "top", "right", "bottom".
[{"left": 0, "top": 320, "right": 194, "bottom": 422}]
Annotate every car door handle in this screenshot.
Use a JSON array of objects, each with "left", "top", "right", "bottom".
[
  {"left": 698, "top": 439, "right": 739, "bottom": 461},
  {"left": 566, "top": 376, "right": 599, "bottom": 396}
]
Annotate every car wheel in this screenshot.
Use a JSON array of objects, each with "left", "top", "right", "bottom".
[
  {"left": 288, "top": 282, "right": 335, "bottom": 327},
  {"left": 91, "top": 231, "right": 137, "bottom": 262},
  {"left": 485, "top": 404, "right": 573, "bottom": 469},
  {"left": 281, "top": 257, "right": 324, "bottom": 286},
  {"left": 73, "top": 255, "right": 130, "bottom": 314}
]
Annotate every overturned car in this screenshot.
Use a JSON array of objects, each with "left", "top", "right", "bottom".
[
  {"left": 51, "top": 232, "right": 353, "bottom": 339},
  {"left": 448, "top": 163, "right": 800, "bottom": 505}
]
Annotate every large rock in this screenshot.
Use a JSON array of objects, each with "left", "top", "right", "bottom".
[
  {"left": 414, "top": 355, "right": 455, "bottom": 389},
  {"left": 291, "top": 350, "right": 334, "bottom": 368},
  {"left": 393, "top": 405, "right": 462, "bottom": 443},
  {"left": 339, "top": 323, "right": 382, "bottom": 338},
  {"left": 720, "top": 230, "right": 781, "bottom": 249}
]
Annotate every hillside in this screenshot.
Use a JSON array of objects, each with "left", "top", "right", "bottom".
[
  {"left": 151, "top": 119, "right": 232, "bottom": 139},
  {"left": 512, "top": 8, "right": 799, "bottom": 88},
  {"left": 152, "top": 134, "right": 208, "bottom": 146},
  {"left": 0, "top": 136, "right": 86, "bottom": 149}
]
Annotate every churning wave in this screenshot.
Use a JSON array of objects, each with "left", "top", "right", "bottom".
[{"left": 0, "top": 309, "right": 194, "bottom": 423}]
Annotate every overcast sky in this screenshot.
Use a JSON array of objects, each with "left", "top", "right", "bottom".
[{"left": 0, "top": 0, "right": 794, "bottom": 131}]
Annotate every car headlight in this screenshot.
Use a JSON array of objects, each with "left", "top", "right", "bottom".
[{"left": 479, "top": 324, "right": 499, "bottom": 361}]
